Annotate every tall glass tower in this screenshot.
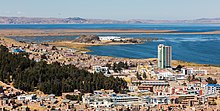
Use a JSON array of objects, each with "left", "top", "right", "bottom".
[{"left": 158, "top": 44, "right": 172, "bottom": 69}]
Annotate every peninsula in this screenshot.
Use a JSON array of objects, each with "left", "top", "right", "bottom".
[{"left": 49, "top": 34, "right": 155, "bottom": 52}]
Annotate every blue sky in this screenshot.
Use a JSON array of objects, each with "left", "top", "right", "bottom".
[{"left": 0, "top": 0, "right": 220, "bottom": 20}]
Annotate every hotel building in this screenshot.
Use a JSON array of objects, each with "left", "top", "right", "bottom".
[{"left": 158, "top": 44, "right": 172, "bottom": 69}]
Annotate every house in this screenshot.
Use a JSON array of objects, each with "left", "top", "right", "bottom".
[
  {"left": 82, "top": 94, "right": 112, "bottom": 108},
  {"left": 93, "top": 66, "right": 109, "bottom": 75},
  {"left": 170, "top": 86, "right": 188, "bottom": 95},
  {"left": 149, "top": 96, "right": 169, "bottom": 105},
  {"left": 187, "top": 81, "right": 203, "bottom": 95},
  {"left": 181, "top": 68, "right": 207, "bottom": 75},
  {"left": 111, "top": 94, "right": 142, "bottom": 106},
  {"left": 181, "top": 68, "right": 193, "bottom": 75}
]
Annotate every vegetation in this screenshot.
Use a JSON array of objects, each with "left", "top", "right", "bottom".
[
  {"left": 112, "top": 62, "right": 129, "bottom": 73},
  {"left": 0, "top": 45, "right": 127, "bottom": 96},
  {"left": 136, "top": 72, "right": 142, "bottom": 80},
  {"left": 206, "top": 77, "right": 217, "bottom": 84},
  {"left": 187, "top": 75, "right": 200, "bottom": 82},
  {"left": 173, "top": 65, "right": 184, "bottom": 71}
]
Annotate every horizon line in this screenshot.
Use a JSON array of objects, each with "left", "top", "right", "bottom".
[{"left": 1, "top": 16, "right": 220, "bottom": 21}]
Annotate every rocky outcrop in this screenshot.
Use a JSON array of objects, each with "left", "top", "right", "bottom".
[{"left": 73, "top": 35, "right": 100, "bottom": 43}]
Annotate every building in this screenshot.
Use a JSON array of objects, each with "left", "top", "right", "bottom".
[
  {"left": 17, "top": 94, "right": 37, "bottom": 101},
  {"left": 193, "top": 69, "right": 207, "bottom": 75},
  {"left": 150, "top": 96, "right": 169, "bottom": 105},
  {"left": 93, "top": 66, "right": 109, "bottom": 75},
  {"left": 155, "top": 70, "right": 176, "bottom": 81},
  {"left": 205, "top": 84, "right": 220, "bottom": 95},
  {"left": 82, "top": 94, "right": 113, "bottom": 108},
  {"left": 99, "top": 36, "right": 121, "bottom": 41},
  {"left": 181, "top": 68, "right": 207, "bottom": 75},
  {"left": 181, "top": 68, "right": 194, "bottom": 75},
  {"left": 158, "top": 44, "right": 172, "bottom": 69},
  {"left": 132, "top": 80, "right": 169, "bottom": 93}
]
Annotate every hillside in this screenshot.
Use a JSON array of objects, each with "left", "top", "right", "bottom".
[
  {"left": 1, "top": 16, "right": 220, "bottom": 24},
  {"left": 0, "top": 45, "right": 127, "bottom": 95}
]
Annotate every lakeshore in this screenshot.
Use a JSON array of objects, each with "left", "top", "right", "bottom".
[{"left": 1, "top": 27, "right": 220, "bottom": 65}]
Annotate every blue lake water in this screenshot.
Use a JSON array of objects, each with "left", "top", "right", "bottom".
[
  {"left": 2, "top": 24, "right": 220, "bottom": 65},
  {"left": 9, "top": 36, "right": 78, "bottom": 43},
  {"left": 88, "top": 33, "right": 220, "bottom": 65},
  {"left": 1, "top": 24, "right": 220, "bottom": 32}
]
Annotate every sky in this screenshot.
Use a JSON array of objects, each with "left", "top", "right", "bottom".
[{"left": 0, "top": 0, "right": 220, "bottom": 20}]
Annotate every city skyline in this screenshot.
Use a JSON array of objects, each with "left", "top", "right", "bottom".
[{"left": 0, "top": 0, "right": 220, "bottom": 20}]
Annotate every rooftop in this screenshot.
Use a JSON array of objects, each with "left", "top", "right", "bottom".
[{"left": 206, "top": 84, "right": 220, "bottom": 87}]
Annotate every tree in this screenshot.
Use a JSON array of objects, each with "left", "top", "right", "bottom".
[
  {"left": 174, "top": 65, "right": 184, "bottom": 71},
  {"left": 136, "top": 72, "right": 142, "bottom": 80},
  {"left": 143, "top": 72, "right": 147, "bottom": 79},
  {"left": 51, "top": 46, "right": 57, "bottom": 50},
  {"left": 105, "top": 63, "right": 111, "bottom": 69},
  {"left": 40, "top": 54, "right": 47, "bottom": 60},
  {"left": 206, "top": 77, "right": 217, "bottom": 84}
]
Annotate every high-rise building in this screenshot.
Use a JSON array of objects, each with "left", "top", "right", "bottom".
[{"left": 158, "top": 44, "right": 172, "bottom": 69}]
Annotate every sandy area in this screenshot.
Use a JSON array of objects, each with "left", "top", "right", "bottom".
[{"left": 0, "top": 36, "right": 26, "bottom": 47}]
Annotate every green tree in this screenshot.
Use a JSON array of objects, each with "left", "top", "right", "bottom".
[{"left": 206, "top": 77, "right": 217, "bottom": 84}]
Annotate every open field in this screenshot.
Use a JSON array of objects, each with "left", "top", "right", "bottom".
[{"left": 0, "top": 29, "right": 175, "bottom": 37}]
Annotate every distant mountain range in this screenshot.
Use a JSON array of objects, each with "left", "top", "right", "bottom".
[{"left": 1, "top": 16, "right": 220, "bottom": 24}]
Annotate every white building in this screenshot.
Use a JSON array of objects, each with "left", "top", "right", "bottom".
[
  {"left": 82, "top": 94, "right": 113, "bottom": 108},
  {"left": 17, "top": 94, "right": 37, "bottom": 101},
  {"left": 111, "top": 94, "right": 144, "bottom": 107},
  {"left": 156, "top": 70, "right": 176, "bottom": 81},
  {"left": 205, "top": 84, "right": 220, "bottom": 95},
  {"left": 93, "top": 66, "right": 109, "bottom": 75},
  {"left": 83, "top": 92, "right": 147, "bottom": 108},
  {"left": 99, "top": 36, "right": 121, "bottom": 41},
  {"left": 182, "top": 68, "right": 207, "bottom": 75}
]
